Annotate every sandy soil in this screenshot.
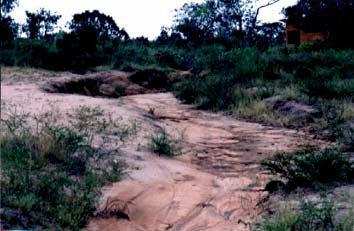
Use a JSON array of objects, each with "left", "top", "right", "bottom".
[{"left": 1, "top": 70, "right": 322, "bottom": 231}]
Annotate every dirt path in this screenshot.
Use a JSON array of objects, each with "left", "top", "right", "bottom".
[
  {"left": 1, "top": 72, "right": 320, "bottom": 231},
  {"left": 88, "top": 93, "right": 315, "bottom": 231}
]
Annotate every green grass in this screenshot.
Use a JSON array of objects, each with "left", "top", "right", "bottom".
[
  {"left": 256, "top": 208, "right": 298, "bottom": 231},
  {"left": 148, "top": 128, "right": 183, "bottom": 157},
  {"left": 112, "top": 43, "right": 191, "bottom": 72},
  {"left": 256, "top": 199, "right": 354, "bottom": 231},
  {"left": 174, "top": 48, "right": 354, "bottom": 149},
  {"left": 0, "top": 106, "right": 135, "bottom": 230},
  {"left": 261, "top": 147, "right": 353, "bottom": 190},
  {"left": 67, "top": 105, "right": 138, "bottom": 140}
]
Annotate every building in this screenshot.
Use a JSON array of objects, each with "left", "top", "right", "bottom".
[
  {"left": 284, "top": 0, "right": 354, "bottom": 46},
  {"left": 285, "top": 20, "right": 326, "bottom": 46}
]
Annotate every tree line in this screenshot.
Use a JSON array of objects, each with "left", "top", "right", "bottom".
[{"left": 1, "top": 0, "right": 353, "bottom": 72}]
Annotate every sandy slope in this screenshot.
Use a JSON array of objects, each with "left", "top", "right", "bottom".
[{"left": 1, "top": 70, "right": 322, "bottom": 231}]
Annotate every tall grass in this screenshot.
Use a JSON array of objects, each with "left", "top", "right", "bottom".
[
  {"left": 256, "top": 198, "right": 354, "bottom": 231},
  {"left": 0, "top": 106, "right": 136, "bottom": 230},
  {"left": 174, "top": 48, "right": 354, "bottom": 148},
  {"left": 261, "top": 147, "right": 353, "bottom": 190},
  {"left": 148, "top": 128, "right": 184, "bottom": 157}
]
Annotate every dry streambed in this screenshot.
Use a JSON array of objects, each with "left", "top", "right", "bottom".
[{"left": 1, "top": 70, "right": 322, "bottom": 231}]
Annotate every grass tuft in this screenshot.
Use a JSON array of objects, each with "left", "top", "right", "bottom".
[
  {"left": 262, "top": 147, "right": 353, "bottom": 190},
  {"left": 0, "top": 106, "right": 135, "bottom": 230},
  {"left": 148, "top": 128, "right": 184, "bottom": 157},
  {"left": 256, "top": 198, "right": 354, "bottom": 231}
]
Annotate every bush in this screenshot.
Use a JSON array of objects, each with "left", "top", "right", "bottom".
[
  {"left": 0, "top": 107, "right": 133, "bottom": 230},
  {"left": 191, "top": 47, "right": 262, "bottom": 78},
  {"left": 0, "top": 47, "right": 15, "bottom": 66},
  {"left": 298, "top": 40, "right": 329, "bottom": 52},
  {"left": 261, "top": 147, "right": 353, "bottom": 190},
  {"left": 112, "top": 44, "right": 155, "bottom": 69},
  {"left": 154, "top": 47, "right": 192, "bottom": 70},
  {"left": 129, "top": 69, "right": 170, "bottom": 89},
  {"left": 112, "top": 43, "right": 191, "bottom": 71},
  {"left": 302, "top": 68, "right": 354, "bottom": 99},
  {"left": 263, "top": 50, "right": 354, "bottom": 90},
  {"left": 13, "top": 39, "right": 54, "bottom": 68},
  {"left": 310, "top": 104, "right": 354, "bottom": 151},
  {"left": 175, "top": 74, "right": 234, "bottom": 110},
  {"left": 175, "top": 48, "right": 264, "bottom": 110},
  {"left": 148, "top": 128, "right": 183, "bottom": 157},
  {"left": 174, "top": 75, "right": 203, "bottom": 104},
  {"left": 256, "top": 199, "right": 354, "bottom": 231},
  {"left": 191, "top": 44, "right": 227, "bottom": 73},
  {"left": 114, "top": 84, "right": 126, "bottom": 97},
  {"left": 174, "top": 48, "right": 353, "bottom": 149}
]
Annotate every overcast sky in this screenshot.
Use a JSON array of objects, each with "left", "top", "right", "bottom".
[{"left": 11, "top": 0, "right": 298, "bottom": 39}]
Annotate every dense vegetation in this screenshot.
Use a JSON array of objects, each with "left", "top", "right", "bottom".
[
  {"left": 255, "top": 198, "right": 354, "bottom": 231},
  {"left": 148, "top": 128, "right": 184, "bottom": 157},
  {"left": 1, "top": 0, "right": 354, "bottom": 230},
  {"left": 174, "top": 47, "right": 354, "bottom": 150},
  {"left": 0, "top": 106, "right": 136, "bottom": 230},
  {"left": 262, "top": 147, "right": 354, "bottom": 191},
  {"left": 2, "top": 0, "right": 353, "bottom": 72}
]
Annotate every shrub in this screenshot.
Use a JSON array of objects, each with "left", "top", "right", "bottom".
[
  {"left": 256, "top": 199, "right": 354, "bottom": 231},
  {"left": 112, "top": 44, "right": 191, "bottom": 71},
  {"left": 114, "top": 84, "right": 126, "bottom": 97},
  {"left": 0, "top": 107, "right": 132, "bottom": 230},
  {"left": 261, "top": 147, "right": 353, "bottom": 190},
  {"left": 154, "top": 47, "right": 192, "bottom": 70},
  {"left": 175, "top": 48, "right": 266, "bottom": 110},
  {"left": 174, "top": 48, "right": 353, "bottom": 150},
  {"left": 262, "top": 50, "right": 354, "bottom": 90},
  {"left": 316, "top": 105, "right": 354, "bottom": 150},
  {"left": 173, "top": 75, "right": 203, "bottom": 104},
  {"left": 112, "top": 44, "right": 156, "bottom": 69},
  {"left": 0, "top": 47, "right": 15, "bottom": 66},
  {"left": 13, "top": 39, "right": 54, "bottom": 68},
  {"left": 256, "top": 208, "right": 298, "bottom": 231},
  {"left": 191, "top": 44, "right": 227, "bottom": 73},
  {"left": 148, "top": 128, "right": 183, "bottom": 157},
  {"left": 298, "top": 40, "right": 329, "bottom": 52},
  {"left": 129, "top": 69, "right": 170, "bottom": 89},
  {"left": 303, "top": 72, "right": 354, "bottom": 99}
]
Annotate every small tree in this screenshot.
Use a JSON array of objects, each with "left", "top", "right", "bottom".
[
  {"left": 173, "top": 1, "right": 217, "bottom": 44},
  {"left": 172, "top": 0, "right": 254, "bottom": 46},
  {"left": 23, "top": 8, "right": 61, "bottom": 40},
  {"left": 0, "top": 16, "right": 18, "bottom": 43},
  {"left": 69, "top": 10, "right": 129, "bottom": 42},
  {"left": 0, "top": 0, "right": 19, "bottom": 43},
  {"left": 42, "top": 10, "right": 61, "bottom": 38},
  {"left": 55, "top": 10, "right": 129, "bottom": 72},
  {"left": 0, "top": 0, "right": 18, "bottom": 16},
  {"left": 254, "top": 22, "right": 285, "bottom": 49},
  {"left": 23, "top": 11, "right": 44, "bottom": 39}
]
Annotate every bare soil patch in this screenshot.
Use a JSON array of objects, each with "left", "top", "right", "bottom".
[{"left": 1, "top": 69, "right": 324, "bottom": 231}]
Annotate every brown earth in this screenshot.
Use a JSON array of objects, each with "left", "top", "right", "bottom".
[
  {"left": 1, "top": 69, "right": 323, "bottom": 231},
  {"left": 42, "top": 70, "right": 169, "bottom": 97}
]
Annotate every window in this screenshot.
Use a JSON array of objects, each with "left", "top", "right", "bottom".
[{"left": 288, "top": 30, "right": 300, "bottom": 45}]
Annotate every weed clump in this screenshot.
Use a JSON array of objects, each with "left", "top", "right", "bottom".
[
  {"left": 174, "top": 49, "right": 354, "bottom": 148},
  {"left": 0, "top": 106, "right": 135, "bottom": 230},
  {"left": 256, "top": 198, "right": 354, "bottom": 231},
  {"left": 129, "top": 69, "right": 170, "bottom": 90},
  {"left": 262, "top": 147, "right": 354, "bottom": 190},
  {"left": 148, "top": 128, "right": 183, "bottom": 157}
]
